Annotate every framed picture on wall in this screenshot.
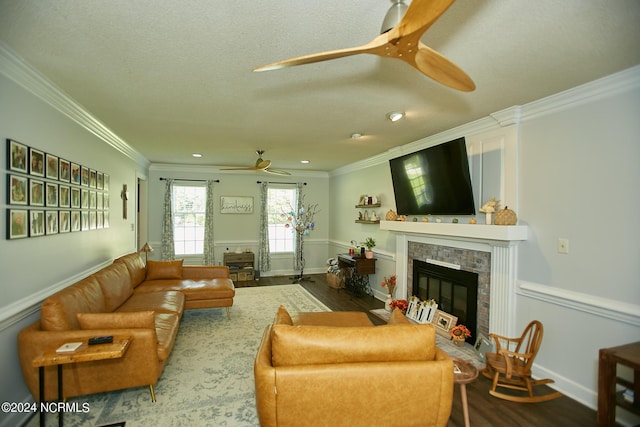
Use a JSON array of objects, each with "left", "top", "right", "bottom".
[
  {"left": 46, "top": 182, "right": 58, "bottom": 207},
  {"left": 59, "top": 185, "right": 70, "bottom": 208},
  {"left": 7, "top": 209, "right": 28, "bottom": 239},
  {"left": 81, "top": 166, "right": 89, "bottom": 187},
  {"left": 59, "top": 211, "right": 70, "bottom": 233},
  {"left": 70, "top": 162, "right": 81, "bottom": 185},
  {"left": 46, "top": 153, "right": 59, "bottom": 180},
  {"left": 220, "top": 196, "right": 253, "bottom": 214},
  {"left": 59, "top": 158, "right": 71, "bottom": 182},
  {"left": 71, "top": 211, "right": 81, "bottom": 232},
  {"left": 30, "top": 179, "right": 44, "bottom": 206},
  {"left": 8, "top": 174, "right": 28, "bottom": 205},
  {"left": 30, "top": 210, "right": 45, "bottom": 237},
  {"left": 70, "top": 187, "right": 80, "bottom": 209},
  {"left": 29, "top": 148, "right": 44, "bottom": 177},
  {"left": 7, "top": 139, "right": 28, "bottom": 173},
  {"left": 46, "top": 211, "right": 59, "bottom": 235}
]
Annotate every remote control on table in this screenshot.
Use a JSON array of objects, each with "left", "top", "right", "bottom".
[{"left": 88, "top": 336, "right": 113, "bottom": 345}]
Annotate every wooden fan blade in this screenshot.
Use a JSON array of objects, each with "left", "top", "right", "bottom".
[
  {"left": 389, "top": 0, "right": 455, "bottom": 39},
  {"left": 265, "top": 168, "right": 291, "bottom": 176},
  {"left": 412, "top": 43, "right": 475, "bottom": 91},
  {"left": 220, "top": 166, "right": 258, "bottom": 171},
  {"left": 254, "top": 44, "right": 376, "bottom": 72},
  {"left": 255, "top": 159, "right": 272, "bottom": 169}
]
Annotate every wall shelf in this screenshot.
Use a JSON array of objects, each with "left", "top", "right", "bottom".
[
  {"left": 355, "top": 220, "right": 380, "bottom": 224},
  {"left": 355, "top": 203, "right": 381, "bottom": 208}
]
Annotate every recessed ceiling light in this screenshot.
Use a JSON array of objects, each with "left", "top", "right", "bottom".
[
  {"left": 300, "top": 160, "right": 310, "bottom": 164},
  {"left": 351, "top": 133, "right": 363, "bottom": 139},
  {"left": 192, "top": 153, "right": 202, "bottom": 158},
  {"left": 387, "top": 112, "right": 405, "bottom": 122}
]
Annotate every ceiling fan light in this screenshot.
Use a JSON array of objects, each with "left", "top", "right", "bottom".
[
  {"left": 387, "top": 111, "right": 405, "bottom": 122},
  {"left": 381, "top": 0, "right": 409, "bottom": 34}
]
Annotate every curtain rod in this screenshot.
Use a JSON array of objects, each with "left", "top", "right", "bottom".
[
  {"left": 256, "top": 181, "right": 306, "bottom": 185},
  {"left": 159, "top": 177, "right": 220, "bottom": 183}
]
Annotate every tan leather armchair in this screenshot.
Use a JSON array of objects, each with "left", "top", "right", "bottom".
[{"left": 254, "top": 307, "right": 454, "bottom": 427}]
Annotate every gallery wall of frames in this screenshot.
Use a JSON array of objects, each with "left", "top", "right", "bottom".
[{"left": 6, "top": 138, "right": 110, "bottom": 240}]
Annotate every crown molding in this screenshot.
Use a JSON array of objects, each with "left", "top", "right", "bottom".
[{"left": 0, "top": 42, "right": 149, "bottom": 169}]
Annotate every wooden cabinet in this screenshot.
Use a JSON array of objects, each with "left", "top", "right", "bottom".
[
  {"left": 597, "top": 341, "right": 640, "bottom": 426},
  {"left": 223, "top": 252, "right": 255, "bottom": 282}
]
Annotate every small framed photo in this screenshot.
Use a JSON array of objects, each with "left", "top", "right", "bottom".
[
  {"left": 71, "top": 211, "right": 81, "bottom": 232},
  {"left": 81, "top": 166, "right": 89, "bottom": 187},
  {"left": 59, "top": 211, "right": 70, "bottom": 233},
  {"left": 97, "top": 172, "right": 103, "bottom": 189},
  {"left": 434, "top": 310, "right": 458, "bottom": 338},
  {"left": 97, "top": 192, "right": 103, "bottom": 210},
  {"left": 103, "top": 211, "right": 110, "bottom": 228},
  {"left": 30, "top": 210, "right": 45, "bottom": 237},
  {"left": 89, "top": 169, "right": 97, "bottom": 188},
  {"left": 29, "top": 148, "right": 45, "bottom": 177},
  {"left": 8, "top": 174, "right": 28, "bottom": 205},
  {"left": 46, "top": 153, "right": 59, "bottom": 180},
  {"left": 7, "top": 139, "right": 28, "bottom": 173},
  {"left": 474, "top": 333, "right": 493, "bottom": 362},
  {"left": 7, "top": 209, "right": 28, "bottom": 239},
  {"left": 96, "top": 211, "right": 104, "bottom": 229},
  {"left": 46, "top": 182, "right": 59, "bottom": 207},
  {"left": 81, "top": 211, "right": 89, "bottom": 231},
  {"left": 103, "top": 194, "right": 110, "bottom": 210},
  {"left": 59, "top": 159, "right": 70, "bottom": 182},
  {"left": 89, "top": 191, "right": 97, "bottom": 209},
  {"left": 30, "top": 179, "right": 44, "bottom": 206},
  {"left": 46, "top": 211, "right": 59, "bottom": 235},
  {"left": 103, "top": 174, "right": 110, "bottom": 191},
  {"left": 89, "top": 211, "right": 97, "bottom": 229},
  {"left": 59, "top": 185, "right": 70, "bottom": 208},
  {"left": 81, "top": 188, "right": 89, "bottom": 209},
  {"left": 70, "top": 162, "right": 81, "bottom": 185},
  {"left": 70, "top": 187, "right": 81, "bottom": 209}
]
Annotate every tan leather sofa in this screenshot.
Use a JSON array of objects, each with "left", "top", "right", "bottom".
[
  {"left": 254, "top": 307, "right": 454, "bottom": 427},
  {"left": 18, "top": 252, "right": 235, "bottom": 402}
]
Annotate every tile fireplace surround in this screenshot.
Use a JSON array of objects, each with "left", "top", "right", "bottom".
[{"left": 380, "top": 220, "right": 528, "bottom": 337}]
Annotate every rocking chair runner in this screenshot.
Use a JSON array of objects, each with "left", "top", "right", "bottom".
[{"left": 482, "top": 320, "right": 563, "bottom": 403}]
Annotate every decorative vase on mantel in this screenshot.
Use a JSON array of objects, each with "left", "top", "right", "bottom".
[
  {"left": 485, "top": 212, "right": 493, "bottom": 225},
  {"left": 384, "top": 294, "right": 392, "bottom": 312},
  {"left": 453, "top": 336, "right": 466, "bottom": 347}
]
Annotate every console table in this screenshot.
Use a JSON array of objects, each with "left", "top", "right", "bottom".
[
  {"left": 338, "top": 253, "right": 375, "bottom": 297},
  {"left": 597, "top": 341, "right": 640, "bottom": 426}
]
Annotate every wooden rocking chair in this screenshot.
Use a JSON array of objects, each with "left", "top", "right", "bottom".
[{"left": 481, "top": 320, "right": 562, "bottom": 403}]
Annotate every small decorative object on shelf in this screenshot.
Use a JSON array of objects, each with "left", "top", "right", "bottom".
[
  {"left": 450, "top": 324, "right": 472, "bottom": 346},
  {"left": 362, "top": 237, "right": 376, "bottom": 259},
  {"left": 494, "top": 206, "right": 517, "bottom": 225},
  {"left": 480, "top": 197, "right": 500, "bottom": 225},
  {"left": 384, "top": 294, "right": 393, "bottom": 311}
]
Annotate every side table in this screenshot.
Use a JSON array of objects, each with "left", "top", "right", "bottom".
[
  {"left": 453, "top": 358, "right": 479, "bottom": 427},
  {"left": 32, "top": 336, "right": 131, "bottom": 427},
  {"left": 597, "top": 341, "right": 640, "bottom": 426},
  {"left": 337, "top": 253, "right": 375, "bottom": 297}
]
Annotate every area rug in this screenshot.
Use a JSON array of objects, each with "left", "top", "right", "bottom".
[{"left": 28, "top": 285, "right": 330, "bottom": 427}]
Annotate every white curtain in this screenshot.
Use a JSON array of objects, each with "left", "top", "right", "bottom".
[
  {"left": 203, "top": 180, "right": 216, "bottom": 265},
  {"left": 258, "top": 182, "right": 270, "bottom": 274},
  {"left": 161, "top": 178, "right": 175, "bottom": 260}
]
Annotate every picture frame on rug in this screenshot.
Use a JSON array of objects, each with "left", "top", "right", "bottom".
[
  {"left": 220, "top": 196, "right": 253, "bottom": 214},
  {"left": 7, "top": 209, "right": 28, "bottom": 239},
  {"left": 474, "top": 333, "right": 493, "bottom": 362},
  {"left": 8, "top": 174, "right": 28, "bottom": 205},
  {"left": 433, "top": 310, "right": 458, "bottom": 338},
  {"left": 46, "top": 153, "right": 59, "bottom": 180},
  {"left": 30, "top": 210, "right": 45, "bottom": 237},
  {"left": 30, "top": 179, "right": 44, "bottom": 206},
  {"left": 46, "top": 182, "right": 59, "bottom": 207},
  {"left": 70, "top": 162, "right": 81, "bottom": 185},
  {"left": 29, "top": 148, "right": 45, "bottom": 177},
  {"left": 59, "top": 158, "right": 71, "bottom": 182},
  {"left": 8, "top": 139, "right": 28, "bottom": 174}
]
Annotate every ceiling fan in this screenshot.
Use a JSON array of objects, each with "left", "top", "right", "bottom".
[
  {"left": 253, "top": 0, "right": 475, "bottom": 92},
  {"left": 221, "top": 150, "right": 291, "bottom": 175}
]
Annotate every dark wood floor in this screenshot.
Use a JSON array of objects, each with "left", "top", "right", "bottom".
[{"left": 240, "top": 273, "right": 600, "bottom": 427}]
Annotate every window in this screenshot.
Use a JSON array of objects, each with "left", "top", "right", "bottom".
[
  {"left": 172, "top": 184, "right": 206, "bottom": 255},
  {"left": 267, "top": 187, "right": 297, "bottom": 253}
]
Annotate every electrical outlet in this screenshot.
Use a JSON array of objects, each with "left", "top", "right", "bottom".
[{"left": 557, "top": 238, "right": 569, "bottom": 254}]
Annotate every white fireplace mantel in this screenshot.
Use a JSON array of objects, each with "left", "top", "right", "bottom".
[{"left": 380, "top": 220, "right": 528, "bottom": 337}]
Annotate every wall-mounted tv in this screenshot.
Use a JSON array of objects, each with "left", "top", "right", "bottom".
[{"left": 389, "top": 137, "right": 475, "bottom": 216}]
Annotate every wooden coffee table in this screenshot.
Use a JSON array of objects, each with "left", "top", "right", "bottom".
[
  {"left": 32, "top": 336, "right": 131, "bottom": 427},
  {"left": 453, "top": 358, "right": 479, "bottom": 427}
]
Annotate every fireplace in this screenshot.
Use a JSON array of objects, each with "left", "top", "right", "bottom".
[{"left": 412, "top": 260, "right": 478, "bottom": 343}]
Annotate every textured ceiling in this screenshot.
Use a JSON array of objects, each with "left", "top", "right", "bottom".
[{"left": 1, "top": 0, "right": 639, "bottom": 172}]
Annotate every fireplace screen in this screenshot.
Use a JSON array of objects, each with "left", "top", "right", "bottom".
[{"left": 412, "top": 260, "right": 478, "bottom": 342}]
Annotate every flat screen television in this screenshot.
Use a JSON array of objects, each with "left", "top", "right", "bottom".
[{"left": 389, "top": 137, "right": 475, "bottom": 216}]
